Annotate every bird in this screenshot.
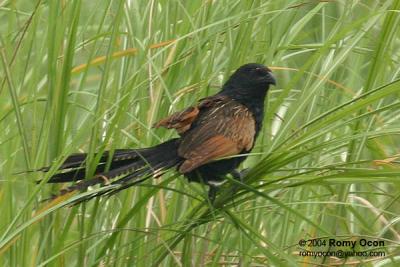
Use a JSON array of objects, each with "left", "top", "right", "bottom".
[{"left": 41, "top": 63, "right": 276, "bottom": 203}]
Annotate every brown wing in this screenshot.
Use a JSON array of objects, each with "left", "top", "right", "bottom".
[
  {"left": 178, "top": 98, "right": 256, "bottom": 173},
  {"left": 153, "top": 106, "right": 199, "bottom": 134},
  {"left": 153, "top": 95, "right": 226, "bottom": 135}
]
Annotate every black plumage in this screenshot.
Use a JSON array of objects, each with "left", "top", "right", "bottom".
[{"left": 42, "top": 63, "right": 276, "bottom": 201}]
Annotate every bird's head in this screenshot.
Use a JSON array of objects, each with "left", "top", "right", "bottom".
[
  {"left": 231, "top": 63, "right": 276, "bottom": 86},
  {"left": 221, "top": 63, "right": 276, "bottom": 100}
]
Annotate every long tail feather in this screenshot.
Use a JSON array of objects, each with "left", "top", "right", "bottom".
[
  {"left": 44, "top": 156, "right": 141, "bottom": 183},
  {"left": 44, "top": 138, "right": 182, "bottom": 203},
  {"left": 40, "top": 149, "right": 137, "bottom": 172}
]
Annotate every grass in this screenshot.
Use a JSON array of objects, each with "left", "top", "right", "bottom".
[{"left": 1, "top": 0, "right": 400, "bottom": 266}]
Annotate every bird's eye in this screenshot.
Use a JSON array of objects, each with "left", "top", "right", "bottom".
[{"left": 255, "top": 67, "right": 266, "bottom": 75}]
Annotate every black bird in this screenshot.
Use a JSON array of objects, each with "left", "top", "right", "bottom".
[{"left": 42, "top": 63, "right": 276, "bottom": 201}]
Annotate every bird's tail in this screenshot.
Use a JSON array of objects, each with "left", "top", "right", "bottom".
[{"left": 42, "top": 138, "right": 182, "bottom": 202}]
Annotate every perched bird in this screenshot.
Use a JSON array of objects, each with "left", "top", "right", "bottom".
[{"left": 42, "top": 63, "right": 276, "bottom": 202}]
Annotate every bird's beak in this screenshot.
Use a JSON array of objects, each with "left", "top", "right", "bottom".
[{"left": 268, "top": 72, "right": 276, "bottom": 86}]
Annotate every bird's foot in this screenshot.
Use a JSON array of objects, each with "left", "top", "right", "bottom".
[
  {"left": 230, "top": 168, "right": 250, "bottom": 183},
  {"left": 206, "top": 180, "right": 225, "bottom": 203},
  {"left": 208, "top": 185, "right": 218, "bottom": 203}
]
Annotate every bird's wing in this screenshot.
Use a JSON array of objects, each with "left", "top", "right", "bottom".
[
  {"left": 153, "top": 106, "right": 200, "bottom": 134},
  {"left": 177, "top": 97, "right": 256, "bottom": 173},
  {"left": 153, "top": 95, "right": 226, "bottom": 135}
]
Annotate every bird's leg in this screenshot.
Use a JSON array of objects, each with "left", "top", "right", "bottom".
[
  {"left": 206, "top": 178, "right": 226, "bottom": 203},
  {"left": 230, "top": 168, "right": 250, "bottom": 183},
  {"left": 208, "top": 185, "right": 218, "bottom": 203},
  {"left": 228, "top": 169, "right": 247, "bottom": 208},
  {"left": 229, "top": 168, "right": 251, "bottom": 205},
  {"left": 207, "top": 177, "right": 227, "bottom": 204},
  {"left": 230, "top": 169, "right": 243, "bottom": 183}
]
